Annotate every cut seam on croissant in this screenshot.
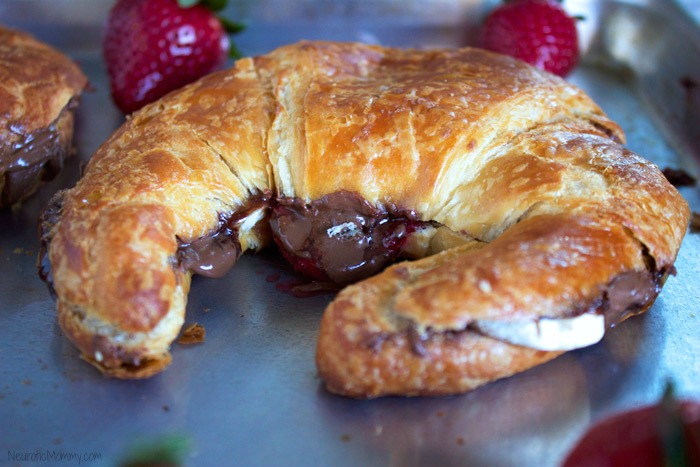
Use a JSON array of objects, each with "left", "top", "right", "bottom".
[{"left": 39, "top": 42, "right": 689, "bottom": 396}]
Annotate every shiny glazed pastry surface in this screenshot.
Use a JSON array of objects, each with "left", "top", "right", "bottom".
[
  {"left": 0, "top": 25, "right": 87, "bottom": 208},
  {"left": 40, "top": 42, "right": 689, "bottom": 396}
]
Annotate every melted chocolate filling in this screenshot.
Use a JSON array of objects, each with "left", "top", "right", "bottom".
[
  {"left": 1, "top": 100, "right": 78, "bottom": 208},
  {"left": 597, "top": 269, "right": 663, "bottom": 328},
  {"left": 269, "top": 191, "right": 429, "bottom": 284},
  {"left": 176, "top": 216, "right": 243, "bottom": 279},
  {"left": 175, "top": 197, "right": 269, "bottom": 278}
]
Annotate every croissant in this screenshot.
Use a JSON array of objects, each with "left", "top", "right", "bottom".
[
  {"left": 39, "top": 41, "right": 689, "bottom": 395},
  {"left": 0, "top": 25, "right": 87, "bottom": 209}
]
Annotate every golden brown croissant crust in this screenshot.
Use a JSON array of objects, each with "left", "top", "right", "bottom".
[
  {"left": 39, "top": 41, "right": 689, "bottom": 396},
  {"left": 0, "top": 25, "right": 87, "bottom": 208}
]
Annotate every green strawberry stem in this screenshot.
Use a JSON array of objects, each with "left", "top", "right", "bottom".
[
  {"left": 176, "top": 0, "right": 246, "bottom": 58},
  {"left": 219, "top": 16, "right": 246, "bottom": 34},
  {"left": 228, "top": 41, "right": 243, "bottom": 59},
  {"left": 119, "top": 434, "right": 192, "bottom": 467},
  {"left": 199, "top": 0, "right": 227, "bottom": 11},
  {"left": 178, "top": 0, "right": 224, "bottom": 10},
  {"left": 658, "top": 380, "right": 688, "bottom": 467}
]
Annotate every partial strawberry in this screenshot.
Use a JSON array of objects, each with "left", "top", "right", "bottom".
[
  {"left": 103, "top": 0, "right": 243, "bottom": 114},
  {"left": 479, "top": 0, "right": 579, "bottom": 77},
  {"left": 563, "top": 383, "right": 700, "bottom": 467}
]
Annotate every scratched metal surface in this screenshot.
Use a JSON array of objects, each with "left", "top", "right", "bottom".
[{"left": 1, "top": 0, "right": 699, "bottom": 466}]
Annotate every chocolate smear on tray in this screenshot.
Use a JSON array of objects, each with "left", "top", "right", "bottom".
[
  {"left": 690, "top": 212, "right": 700, "bottom": 233},
  {"left": 662, "top": 167, "right": 697, "bottom": 187}
]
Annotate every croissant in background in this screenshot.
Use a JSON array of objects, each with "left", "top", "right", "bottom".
[
  {"left": 0, "top": 25, "right": 87, "bottom": 209},
  {"left": 39, "top": 41, "right": 689, "bottom": 396}
]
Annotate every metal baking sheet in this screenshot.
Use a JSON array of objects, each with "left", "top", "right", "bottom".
[{"left": 1, "top": 0, "right": 699, "bottom": 465}]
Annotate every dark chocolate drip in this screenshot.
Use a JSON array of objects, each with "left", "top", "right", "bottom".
[
  {"left": 1, "top": 120, "right": 62, "bottom": 171},
  {"left": 1, "top": 99, "right": 79, "bottom": 208},
  {"left": 269, "top": 190, "right": 428, "bottom": 284},
  {"left": 662, "top": 167, "right": 697, "bottom": 187},
  {"left": 37, "top": 189, "right": 67, "bottom": 298},
  {"left": 588, "top": 119, "right": 623, "bottom": 143},
  {"left": 407, "top": 326, "right": 428, "bottom": 357},
  {"left": 177, "top": 225, "right": 242, "bottom": 278},
  {"left": 176, "top": 197, "right": 269, "bottom": 278},
  {"left": 600, "top": 269, "right": 663, "bottom": 328},
  {"left": 366, "top": 333, "right": 389, "bottom": 354}
]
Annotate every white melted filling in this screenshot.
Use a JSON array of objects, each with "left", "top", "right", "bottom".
[
  {"left": 473, "top": 313, "right": 606, "bottom": 351},
  {"left": 235, "top": 206, "right": 268, "bottom": 251}
]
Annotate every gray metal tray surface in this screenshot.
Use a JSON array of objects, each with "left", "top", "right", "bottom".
[{"left": 1, "top": 0, "right": 699, "bottom": 466}]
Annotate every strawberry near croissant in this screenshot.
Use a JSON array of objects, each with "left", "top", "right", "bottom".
[
  {"left": 102, "top": 0, "right": 243, "bottom": 114},
  {"left": 563, "top": 385, "right": 700, "bottom": 466},
  {"left": 480, "top": 0, "right": 580, "bottom": 77}
]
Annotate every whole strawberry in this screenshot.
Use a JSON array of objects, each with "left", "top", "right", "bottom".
[
  {"left": 479, "top": 0, "right": 579, "bottom": 77},
  {"left": 103, "top": 0, "right": 242, "bottom": 114}
]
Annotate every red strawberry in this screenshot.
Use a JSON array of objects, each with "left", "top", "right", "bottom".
[
  {"left": 563, "top": 398, "right": 700, "bottom": 466},
  {"left": 480, "top": 0, "right": 579, "bottom": 77},
  {"left": 103, "top": 0, "right": 242, "bottom": 114}
]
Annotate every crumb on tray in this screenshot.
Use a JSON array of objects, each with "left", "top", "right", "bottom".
[{"left": 177, "top": 323, "right": 205, "bottom": 345}]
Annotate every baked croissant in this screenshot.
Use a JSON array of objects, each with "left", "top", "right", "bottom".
[
  {"left": 0, "top": 25, "right": 87, "bottom": 209},
  {"left": 39, "top": 42, "right": 689, "bottom": 395}
]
